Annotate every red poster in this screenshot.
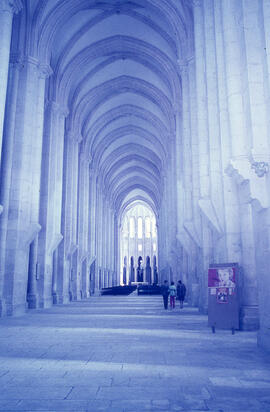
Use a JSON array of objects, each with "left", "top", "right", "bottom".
[
  {"left": 208, "top": 267, "right": 236, "bottom": 288},
  {"left": 216, "top": 287, "right": 229, "bottom": 303}
]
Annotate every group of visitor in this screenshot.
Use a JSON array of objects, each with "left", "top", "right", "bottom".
[{"left": 161, "top": 280, "right": 186, "bottom": 310}]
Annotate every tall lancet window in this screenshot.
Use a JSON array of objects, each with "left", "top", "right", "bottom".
[
  {"left": 138, "top": 217, "right": 143, "bottom": 239},
  {"left": 145, "top": 217, "right": 151, "bottom": 238},
  {"left": 152, "top": 217, "right": 157, "bottom": 238},
  {"left": 130, "top": 217, "right": 135, "bottom": 238},
  {"left": 120, "top": 202, "right": 158, "bottom": 285}
]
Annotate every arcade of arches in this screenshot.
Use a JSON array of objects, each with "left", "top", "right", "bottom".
[{"left": 0, "top": 0, "right": 270, "bottom": 351}]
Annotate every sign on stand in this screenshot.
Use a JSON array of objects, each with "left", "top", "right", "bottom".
[{"left": 208, "top": 263, "right": 240, "bottom": 333}]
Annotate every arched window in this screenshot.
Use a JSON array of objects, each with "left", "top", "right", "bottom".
[
  {"left": 138, "top": 217, "right": 143, "bottom": 238},
  {"left": 151, "top": 218, "right": 157, "bottom": 238},
  {"left": 130, "top": 217, "right": 135, "bottom": 238},
  {"left": 145, "top": 217, "right": 151, "bottom": 238}
]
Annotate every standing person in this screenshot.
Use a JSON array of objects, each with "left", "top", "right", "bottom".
[
  {"left": 177, "top": 280, "right": 186, "bottom": 309},
  {"left": 169, "top": 281, "right": 176, "bottom": 309},
  {"left": 161, "top": 280, "right": 169, "bottom": 309}
]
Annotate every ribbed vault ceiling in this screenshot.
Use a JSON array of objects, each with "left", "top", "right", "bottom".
[{"left": 20, "top": 0, "right": 193, "bottom": 217}]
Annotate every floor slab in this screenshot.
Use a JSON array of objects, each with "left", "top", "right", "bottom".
[{"left": 0, "top": 295, "right": 269, "bottom": 411}]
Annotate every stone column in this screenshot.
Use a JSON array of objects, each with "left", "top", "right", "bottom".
[
  {"left": 193, "top": 0, "right": 211, "bottom": 312},
  {"left": 27, "top": 237, "right": 38, "bottom": 308},
  {"left": 130, "top": 256, "right": 134, "bottom": 283},
  {"left": 221, "top": 0, "right": 248, "bottom": 170},
  {"left": 0, "top": 57, "right": 21, "bottom": 315},
  {"left": 179, "top": 63, "right": 193, "bottom": 222},
  {"left": 3, "top": 55, "right": 50, "bottom": 314},
  {"left": 52, "top": 247, "right": 58, "bottom": 304},
  {"left": 193, "top": 0, "right": 210, "bottom": 198},
  {"left": 215, "top": 1, "right": 259, "bottom": 329},
  {"left": 243, "top": 0, "right": 269, "bottom": 159},
  {"left": 204, "top": 0, "right": 225, "bottom": 240},
  {"left": 213, "top": 0, "right": 242, "bottom": 264},
  {"left": 0, "top": 0, "right": 22, "bottom": 174},
  {"left": 145, "top": 256, "right": 151, "bottom": 284},
  {"left": 29, "top": 64, "right": 52, "bottom": 309},
  {"left": 38, "top": 100, "right": 67, "bottom": 306}
]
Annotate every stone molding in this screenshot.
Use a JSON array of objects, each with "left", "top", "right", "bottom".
[
  {"left": 47, "top": 233, "right": 63, "bottom": 256},
  {"left": 38, "top": 63, "right": 53, "bottom": 79},
  {"left": 0, "top": 0, "right": 22, "bottom": 13},
  {"left": 192, "top": 0, "right": 202, "bottom": 7},
  {"left": 66, "top": 243, "right": 78, "bottom": 259},
  {"left": 177, "top": 59, "right": 188, "bottom": 75},
  {"left": 226, "top": 156, "right": 270, "bottom": 209},
  {"left": 45, "top": 100, "right": 69, "bottom": 117},
  {"left": 198, "top": 198, "right": 223, "bottom": 235},
  {"left": 66, "top": 129, "right": 83, "bottom": 144},
  {"left": 183, "top": 220, "right": 201, "bottom": 247},
  {"left": 9, "top": 52, "right": 24, "bottom": 71},
  {"left": 10, "top": 54, "right": 53, "bottom": 79},
  {"left": 251, "top": 162, "right": 269, "bottom": 178},
  {"left": 79, "top": 149, "right": 92, "bottom": 166},
  {"left": 18, "top": 223, "right": 41, "bottom": 250},
  {"left": 79, "top": 251, "right": 88, "bottom": 265}
]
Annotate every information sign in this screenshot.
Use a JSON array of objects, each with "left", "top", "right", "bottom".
[{"left": 208, "top": 263, "right": 239, "bottom": 332}]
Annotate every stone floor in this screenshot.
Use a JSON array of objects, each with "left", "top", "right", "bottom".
[{"left": 0, "top": 295, "right": 270, "bottom": 411}]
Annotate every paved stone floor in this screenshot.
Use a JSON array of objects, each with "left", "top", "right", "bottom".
[{"left": 0, "top": 295, "right": 270, "bottom": 411}]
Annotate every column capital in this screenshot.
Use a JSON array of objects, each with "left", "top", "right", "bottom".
[
  {"left": 66, "top": 129, "right": 83, "bottom": 143},
  {"left": 0, "top": 0, "right": 22, "bottom": 13},
  {"left": 187, "top": 55, "right": 195, "bottom": 65},
  {"left": 177, "top": 59, "right": 188, "bottom": 76},
  {"left": 9, "top": 52, "right": 24, "bottom": 70},
  {"left": 45, "top": 100, "right": 69, "bottom": 117},
  {"left": 38, "top": 63, "right": 53, "bottom": 79},
  {"left": 192, "top": 0, "right": 202, "bottom": 7},
  {"left": 79, "top": 149, "right": 92, "bottom": 166},
  {"left": 14, "top": 56, "right": 52, "bottom": 79}
]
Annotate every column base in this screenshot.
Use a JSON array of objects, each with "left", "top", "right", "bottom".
[
  {"left": 190, "top": 283, "right": 199, "bottom": 307},
  {"left": 240, "top": 305, "right": 260, "bottom": 331},
  {"left": 199, "top": 305, "right": 208, "bottom": 315},
  {"left": 57, "top": 293, "right": 70, "bottom": 304},
  {"left": 258, "top": 329, "right": 270, "bottom": 352},
  {"left": 39, "top": 297, "right": 53, "bottom": 308},
  {"left": 6, "top": 302, "right": 27, "bottom": 316},
  {"left": 27, "top": 294, "right": 37, "bottom": 309},
  {"left": 52, "top": 293, "right": 58, "bottom": 305}
]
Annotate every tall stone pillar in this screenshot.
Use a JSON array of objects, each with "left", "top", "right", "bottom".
[
  {"left": 0, "top": 0, "right": 22, "bottom": 175},
  {"left": 177, "top": 62, "right": 197, "bottom": 292},
  {"left": 145, "top": 256, "right": 151, "bottom": 284},
  {"left": 0, "top": 56, "right": 21, "bottom": 315},
  {"left": 52, "top": 247, "right": 58, "bottom": 304},
  {"left": 123, "top": 256, "right": 127, "bottom": 285},
  {"left": 193, "top": 0, "right": 210, "bottom": 199},
  {"left": 213, "top": 0, "right": 242, "bottom": 264},
  {"left": 2, "top": 56, "right": 51, "bottom": 314},
  {"left": 221, "top": 1, "right": 260, "bottom": 329},
  {"left": 193, "top": 0, "right": 211, "bottom": 312},
  {"left": 38, "top": 100, "right": 67, "bottom": 307},
  {"left": 130, "top": 256, "right": 134, "bottom": 283},
  {"left": 27, "top": 237, "right": 38, "bottom": 308},
  {"left": 221, "top": 0, "right": 248, "bottom": 170}
]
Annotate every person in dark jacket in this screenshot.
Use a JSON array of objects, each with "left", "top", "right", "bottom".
[
  {"left": 161, "top": 280, "right": 169, "bottom": 309},
  {"left": 177, "top": 280, "right": 186, "bottom": 309}
]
